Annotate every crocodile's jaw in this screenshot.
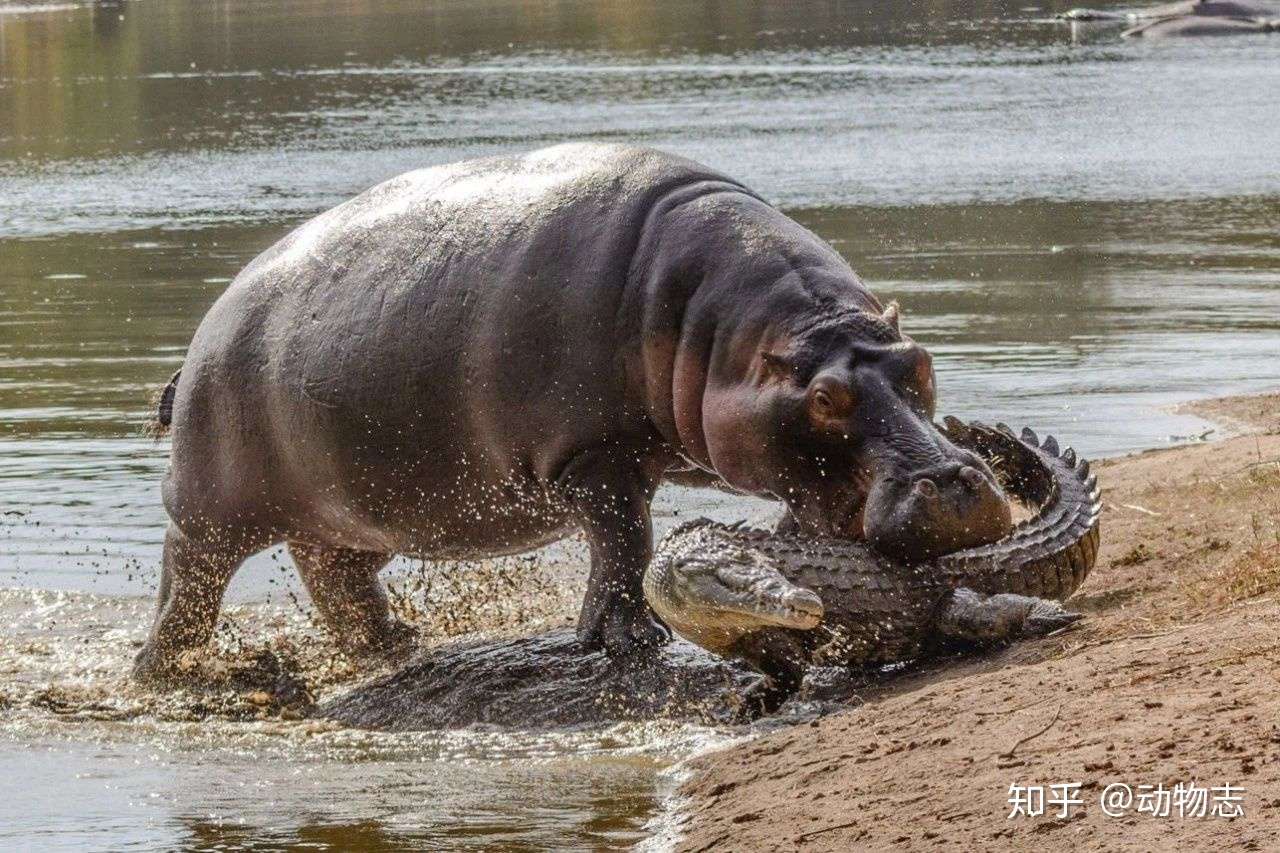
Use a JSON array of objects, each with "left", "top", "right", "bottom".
[{"left": 655, "top": 600, "right": 822, "bottom": 657}]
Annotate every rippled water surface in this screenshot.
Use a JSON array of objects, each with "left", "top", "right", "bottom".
[{"left": 2, "top": 0, "right": 1279, "bottom": 849}]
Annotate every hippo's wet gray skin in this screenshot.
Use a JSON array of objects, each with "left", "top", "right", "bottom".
[{"left": 135, "top": 144, "right": 1013, "bottom": 680}]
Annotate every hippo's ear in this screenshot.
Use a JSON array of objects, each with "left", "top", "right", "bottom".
[{"left": 881, "top": 301, "right": 900, "bottom": 332}]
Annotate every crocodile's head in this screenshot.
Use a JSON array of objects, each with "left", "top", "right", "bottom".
[{"left": 643, "top": 530, "right": 823, "bottom": 655}]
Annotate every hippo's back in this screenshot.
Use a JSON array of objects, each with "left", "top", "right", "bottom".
[{"left": 163, "top": 145, "right": 750, "bottom": 547}]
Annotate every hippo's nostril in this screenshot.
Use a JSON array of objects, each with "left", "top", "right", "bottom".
[
  {"left": 914, "top": 478, "right": 938, "bottom": 499},
  {"left": 959, "top": 466, "right": 985, "bottom": 490}
]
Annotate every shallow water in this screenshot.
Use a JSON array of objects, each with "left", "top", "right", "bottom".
[
  {"left": 0, "top": 588, "right": 736, "bottom": 850},
  {"left": 2, "top": 0, "right": 1279, "bottom": 848}
]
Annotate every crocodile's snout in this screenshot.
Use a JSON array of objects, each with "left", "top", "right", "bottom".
[
  {"left": 709, "top": 559, "right": 825, "bottom": 630},
  {"left": 770, "top": 585, "right": 824, "bottom": 630}
]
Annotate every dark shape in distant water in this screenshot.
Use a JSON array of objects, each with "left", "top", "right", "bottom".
[
  {"left": 1059, "top": 0, "right": 1278, "bottom": 19},
  {"left": 1123, "top": 14, "right": 1277, "bottom": 35},
  {"left": 1059, "top": 0, "right": 1279, "bottom": 36}
]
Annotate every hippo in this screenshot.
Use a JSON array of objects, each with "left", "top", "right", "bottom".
[{"left": 133, "top": 144, "right": 1013, "bottom": 681}]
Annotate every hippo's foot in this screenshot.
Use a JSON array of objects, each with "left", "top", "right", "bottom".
[
  {"left": 130, "top": 645, "right": 187, "bottom": 685},
  {"left": 345, "top": 618, "right": 418, "bottom": 665},
  {"left": 577, "top": 602, "right": 670, "bottom": 657}
]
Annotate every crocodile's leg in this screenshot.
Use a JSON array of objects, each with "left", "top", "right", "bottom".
[
  {"left": 937, "top": 587, "right": 1082, "bottom": 645},
  {"left": 730, "top": 630, "right": 809, "bottom": 721}
]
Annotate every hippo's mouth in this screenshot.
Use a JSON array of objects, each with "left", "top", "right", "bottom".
[{"left": 859, "top": 435, "right": 1016, "bottom": 563}]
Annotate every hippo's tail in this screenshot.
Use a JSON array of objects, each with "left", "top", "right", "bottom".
[{"left": 144, "top": 368, "right": 182, "bottom": 438}]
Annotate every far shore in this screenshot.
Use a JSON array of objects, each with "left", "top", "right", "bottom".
[{"left": 674, "top": 390, "right": 1280, "bottom": 851}]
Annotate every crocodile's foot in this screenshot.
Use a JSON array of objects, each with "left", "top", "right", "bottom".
[
  {"left": 1022, "top": 599, "right": 1084, "bottom": 636},
  {"left": 730, "top": 675, "right": 794, "bottom": 723},
  {"left": 938, "top": 587, "right": 1083, "bottom": 645}
]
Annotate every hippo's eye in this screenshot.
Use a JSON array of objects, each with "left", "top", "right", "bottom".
[{"left": 807, "top": 377, "right": 854, "bottom": 430}]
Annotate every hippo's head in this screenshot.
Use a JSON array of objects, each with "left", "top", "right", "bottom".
[{"left": 700, "top": 302, "right": 1013, "bottom": 563}]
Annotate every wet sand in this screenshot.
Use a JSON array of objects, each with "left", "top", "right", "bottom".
[{"left": 675, "top": 390, "right": 1280, "bottom": 851}]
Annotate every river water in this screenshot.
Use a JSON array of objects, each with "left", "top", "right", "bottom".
[{"left": 1, "top": 0, "right": 1278, "bottom": 848}]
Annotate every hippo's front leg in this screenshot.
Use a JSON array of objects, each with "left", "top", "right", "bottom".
[{"left": 556, "top": 448, "right": 671, "bottom": 656}]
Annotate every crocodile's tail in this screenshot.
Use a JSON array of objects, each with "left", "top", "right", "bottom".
[
  {"left": 144, "top": 368, "right": 182, "bottom": 438},
  {"left": 934, "top": 419, "right": 1102, "bottom": 601}
]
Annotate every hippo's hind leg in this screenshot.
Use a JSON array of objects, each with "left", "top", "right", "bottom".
[
  {"left": 133, "top": 522, "right": 265, "bottom": 682},
  {"left": 287, "top": 542, "right": 416, "bottom": 661}
]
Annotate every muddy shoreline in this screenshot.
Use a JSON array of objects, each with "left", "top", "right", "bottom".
[{"left": 673, "top": 390, "right": 1280, "bottom": 851}]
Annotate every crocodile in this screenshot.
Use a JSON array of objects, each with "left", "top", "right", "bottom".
[{"left": 644, "top": 420, "right": 1102, "bottom": 717}]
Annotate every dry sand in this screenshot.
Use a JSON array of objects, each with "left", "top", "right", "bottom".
[{"left": 676, "top": 391, "right": 1280, "bottom": 851}]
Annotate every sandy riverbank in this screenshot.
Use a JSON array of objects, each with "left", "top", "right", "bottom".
[{"left": 676, "top": 392, "right": 1280, "bottom": 851}]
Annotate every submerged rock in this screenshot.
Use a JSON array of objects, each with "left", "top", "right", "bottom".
[{"left": 319, "top": 629, "right": 762, "bottom": 730}]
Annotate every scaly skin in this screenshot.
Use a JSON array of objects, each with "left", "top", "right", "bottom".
[{"left": 644, "top": 420, "right": 1101, "bottom": 717}]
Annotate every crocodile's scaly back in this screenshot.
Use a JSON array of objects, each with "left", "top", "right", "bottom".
[{"left": 931, "top": 419, "right": 1101, "bottom": 600}]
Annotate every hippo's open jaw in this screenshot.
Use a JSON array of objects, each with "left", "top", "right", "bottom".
[{"left": 785, "top": 440, "right": 1016, "bottom": 564}]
